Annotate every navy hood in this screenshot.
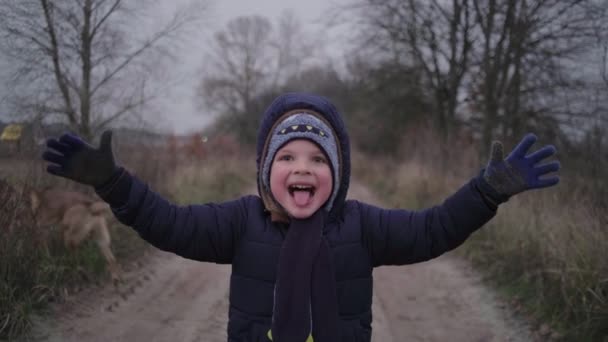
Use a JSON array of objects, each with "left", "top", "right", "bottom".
[{"left": 256, "top": 92, "right": 351, "bottom": 222}]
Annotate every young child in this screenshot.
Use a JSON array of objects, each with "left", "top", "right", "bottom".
[{"left": 42, "top": 92, "right": 560, "bottom": 342}]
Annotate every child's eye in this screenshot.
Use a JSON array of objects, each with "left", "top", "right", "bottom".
[
  {"left": 313, "top": 156, "right": 327, "bottom": 163},
  {"left": 277, "top": 155, "right": 293, "bottom": 161}
]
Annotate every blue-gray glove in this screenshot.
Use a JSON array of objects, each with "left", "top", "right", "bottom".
[
  {"left": 42, "top": 130, "right": 118, "bottom": 188},
  {"left": 480, "top": 133, "right": 560, "bottom": 205}
]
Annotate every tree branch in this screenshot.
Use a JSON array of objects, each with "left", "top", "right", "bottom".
[
  {"left": 90, "top": 0, "right": 120, "bottom": 40},
  {"left": 40, "top": 0, "right": 77, "bottom": 125}
]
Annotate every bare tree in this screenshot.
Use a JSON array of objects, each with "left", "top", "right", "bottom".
[
  {"left": 603, "top": 43, "right": 608, "bottom": 88},
  {"left": 350, "top": 0, "right": 608, "bottom": 156},
  {"left": 0, "top": 0, "right": 209, "bottom": 140},
  {"left": 270, "top": 10, "right": 317, "bottom": 90},
  {"left": 469, "top": 0, "right": 603, "bottom": 149},
  {"left": 595, "top": 0, "right": 608, "bottom": 90},
  {"left": 200, "top": 15, "right": 274, "bottom": 118},
  {"left": 353, "top": 0, "right": 474, "bottom": 149},
  {"left": 198, "top": 12, "right": 317, "bottom": 143}
]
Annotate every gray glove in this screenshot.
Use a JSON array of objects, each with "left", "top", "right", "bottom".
[{"left": 480, "top": 133, "right": 560, "bottom": 205}]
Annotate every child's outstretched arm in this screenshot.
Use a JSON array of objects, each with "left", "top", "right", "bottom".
[
  {"left": 42, "top": 130, "right": 247, "bottom": 263},
  {"left": 360, "top": 133, "right": 560, "bottom": 267}
]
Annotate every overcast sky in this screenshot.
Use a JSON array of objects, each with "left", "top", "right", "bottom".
[
  {"left": 150, "top": 0, "right": 351, "bottom": 135},
  {"left": 0, "top": 0, "right": 351, "bottom": 135}
]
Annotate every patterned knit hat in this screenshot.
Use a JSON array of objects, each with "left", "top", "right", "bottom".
[{"left": 261, "top": 112, "right": 340, "bottom": 213}]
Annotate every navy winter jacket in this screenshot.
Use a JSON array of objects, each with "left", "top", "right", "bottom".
[{"left": 96, "top": 93, "right": 497, "bottom": 342}]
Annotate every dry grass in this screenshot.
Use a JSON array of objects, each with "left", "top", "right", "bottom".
[
  {"left": 354, "top": 131, "right": 608, "bottom": 341},
  {"left": 0, "top": 143, "right": 256, "bottom": 340},
  {"left": 464, "top": 183, "right": 608, "bottom": 340},
  {"left": 0, "top": 145, "right": 172, "bottom": 340},
  {"left": 170, "top": 154, "right": 256, "bottom": 205}
]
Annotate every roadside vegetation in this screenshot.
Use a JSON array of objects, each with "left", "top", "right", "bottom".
[
  {"left": 352, "top": 129, "right": 608, "bottom": 341},
  {"left": 0, "top": 140, "right": 252, "bottom": 341}
]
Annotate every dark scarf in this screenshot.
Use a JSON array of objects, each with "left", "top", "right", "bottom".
[{"left": 271, "top": 210, "right": 340, "bottom": 341}]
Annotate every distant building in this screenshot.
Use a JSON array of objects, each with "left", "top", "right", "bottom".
[{"left": 0, "top": 122, "right": 33, "bottom": 157}]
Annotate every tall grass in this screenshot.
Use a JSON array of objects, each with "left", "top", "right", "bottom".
[
  {"left": 0, "top": 145, "right": 168, "bottom": 341},
  {"left": 353, "top": 131, "right": 608, "bottom": 341},
  {"left": 170, "top": 155, "right": 256, "bottom": 205},
  {"left": 0, "top": 142, "right": 255, "bottom": 341},
  {"left": 464, "top": 184, "right": 608, "bottom": 340}
]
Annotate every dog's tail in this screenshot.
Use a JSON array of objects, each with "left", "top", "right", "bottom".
[{"left": 89, "top": 201, "right": 112, "bottom": 217}]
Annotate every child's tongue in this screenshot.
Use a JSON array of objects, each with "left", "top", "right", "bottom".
[{"left": 293, "top": 190, "right": 312, "bottom": 206}]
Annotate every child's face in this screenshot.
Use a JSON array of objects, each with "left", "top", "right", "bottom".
[{"left": 270, "top": 139, "right": 333, "bottom": 219}]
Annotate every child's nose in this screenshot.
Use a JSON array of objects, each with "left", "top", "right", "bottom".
[{"left": 293, "top": 160, "right": 311, "bottom": 175}]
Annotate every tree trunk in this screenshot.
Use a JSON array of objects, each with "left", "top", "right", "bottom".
[{"left": 79, "top": 0, "right": 93, "bottom": 140}]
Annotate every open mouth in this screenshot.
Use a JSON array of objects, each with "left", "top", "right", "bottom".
[
  {"left": 288, "top": 184, "right": 316, "bottom": 206},
  {"left": 288, "top": 184, "right": 316, "bottom": 195}
]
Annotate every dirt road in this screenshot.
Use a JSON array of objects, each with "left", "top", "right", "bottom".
[{"left": 30, "top": 183, "right": 534, "bottom": 342}]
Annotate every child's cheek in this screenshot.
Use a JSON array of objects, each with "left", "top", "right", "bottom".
[
  {"left": 320, "top": 182, "right": 333, "bottom": 204},
  {"left": 269, "top": 164, "right": 287, "bottom": 200}
]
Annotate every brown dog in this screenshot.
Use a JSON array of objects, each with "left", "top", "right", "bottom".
[{"left": 30, "top": 188, "right": 121, "bottom": 284}]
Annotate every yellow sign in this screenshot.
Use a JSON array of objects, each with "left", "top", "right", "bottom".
[{"left": 0, "top": 124, "right": 23, "bottom": 141}]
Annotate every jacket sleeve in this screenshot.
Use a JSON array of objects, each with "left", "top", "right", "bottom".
[
  {"left": 360, "top": 174, "right": 497, "bottom": 267},
  {"left": 94, "top": 167, "right": 247, "bottom": 264}
]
